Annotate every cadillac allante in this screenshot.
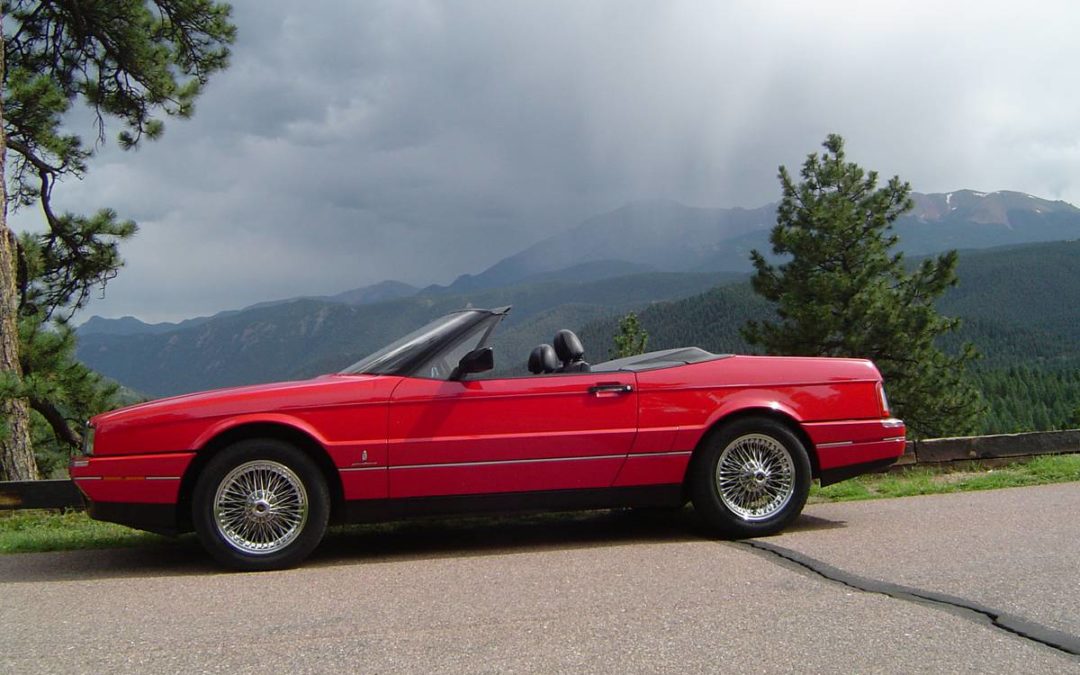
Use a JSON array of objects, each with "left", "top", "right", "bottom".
[{"left": 71, "top": 307, "right": 906, "bottom": 570}]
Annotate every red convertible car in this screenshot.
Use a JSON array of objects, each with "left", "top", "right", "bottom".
[{"left": 71, "top": 307, "right": 905, "bottom": 570}]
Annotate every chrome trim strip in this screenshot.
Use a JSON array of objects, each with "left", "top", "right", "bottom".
[
  {"left": 389, "top": 427, "right": 637, "bottom": 445},
  {"left": 882, "top": 418, "right": 905, "bottom": 428},
  {"left": 394, "top": 454, "right": 622, "bottom": 470},
  {"left": 628, "top": 450, "right": 693, "bottom": 458},
  {"left": 74, "top": 475, "right": 179, "bottom": 481},
  {"left": 386, "top": 450, "right": 693, "bottom": 472},
  {"left": 818, "top": 437, "right": 906, "bottom": 448},
  {"left": 340, "top": 466, "right": 385, "bottom": 473}
]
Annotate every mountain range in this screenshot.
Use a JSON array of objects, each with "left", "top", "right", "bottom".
[{"left": 76, "top": 189, "right": 1080, "bottom": 399}]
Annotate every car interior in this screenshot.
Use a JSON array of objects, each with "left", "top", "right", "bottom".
[
  {"left": 524, "top": 328, "right": 725, "bottom": 377},
  {"left": 527, "top": 329, "right": 591, "bottom": 374}
]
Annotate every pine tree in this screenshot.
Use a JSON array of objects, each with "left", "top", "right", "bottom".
[
  {"left": 743, "top": 134, "right": 983, "bottom": 438},
  {"left": 612, "top": 312, "right": 648, "bottom": 358},
  {"left": 1, "top": 1, "right": 236, "bottom": 478}
]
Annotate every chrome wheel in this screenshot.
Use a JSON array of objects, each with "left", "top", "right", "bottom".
[
  {"left": 213, "top": 460, "right": 309, "bottom": 556},
  {"left": 715, "top": 433, "right": 795, "bottom": 521}
]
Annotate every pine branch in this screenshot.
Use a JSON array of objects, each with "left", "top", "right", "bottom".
[{"left": 29, "top": 396, "right": 82, "bottom": 447}]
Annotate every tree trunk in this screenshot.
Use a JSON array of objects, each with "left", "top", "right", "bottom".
[{"left": 0, "top": 13, "right": 40, "bottom": 481}]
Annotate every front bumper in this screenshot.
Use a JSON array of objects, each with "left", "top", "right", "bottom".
[
  {"left": 86, "top": 500, "right": 181, "bottom": 536},
  {"left": 70, "top": 452, "right": 195, "bottom": 534}
]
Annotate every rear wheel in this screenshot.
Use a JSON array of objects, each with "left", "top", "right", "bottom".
[
  {"left": 690, "top": 417, "right": 811, "bottom": 538},
  {"left": 192, "top": 439, "right": 330, "bottom": 571}
]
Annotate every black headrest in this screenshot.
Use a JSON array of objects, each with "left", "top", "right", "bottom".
[
  {"left": 528, "top": 344, "right": 559, "bottom": 374},
  {"left": 553, "top": 329, "right": 585, "bottom": 363}
]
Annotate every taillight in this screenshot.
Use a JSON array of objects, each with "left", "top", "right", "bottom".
[{"left": 877, "top": 383, "right": 891, "bottom": 417}]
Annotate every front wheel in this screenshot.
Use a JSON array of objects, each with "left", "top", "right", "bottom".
[
  {"left": 192, "top": 439, "right": 330, "bottom": 571},
  {"left": 690, "top": 417, "right": 811, "bottom": 538}
]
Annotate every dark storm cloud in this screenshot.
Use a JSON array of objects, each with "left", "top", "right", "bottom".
[{"left": 13, "top": 0, "right": 1077, "bottom": 322}]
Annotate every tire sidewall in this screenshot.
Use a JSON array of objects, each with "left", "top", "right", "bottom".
[
  {"left": 192, "top": 438, "right": 330, "bottom": 571},
  {"left": 691, "top": 417, "right": 811, "bottom": 538}
]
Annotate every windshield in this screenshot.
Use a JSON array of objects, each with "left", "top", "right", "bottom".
[{"left": 339, "top": 309, "right": 506, "bottom": 377}]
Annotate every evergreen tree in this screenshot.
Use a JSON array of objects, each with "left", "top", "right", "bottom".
[
  {"left": 743, "top": 134, "right": 983, "bottom": 437},
  {"left": 1, "top": 1, "right": 236, "bottom": 478},
  {"left": 612, "top": 312, "right": 648, "bottom": 358}
]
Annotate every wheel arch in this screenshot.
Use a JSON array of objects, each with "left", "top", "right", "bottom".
[
  {"left": 176, "top": 421, "right": 345, "bottom": 533},
  {"left": 683, "top": 407, "right": 820, "bottom": 491}
]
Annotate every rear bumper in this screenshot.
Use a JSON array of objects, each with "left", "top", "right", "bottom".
[
  {"left": 804, "top": 418, "right": 906, "bottom": 485},
  {"left": 817, "top": 458, "right": 898, "bottom": 487}
]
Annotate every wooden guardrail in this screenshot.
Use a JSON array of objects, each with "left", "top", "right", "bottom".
[
  {"left": 1, "top": 429, "right": 1078, "bottom": 511},
  {"left": 893, "top": 428, "right": 1080, "bottom": 468},
  {"left": 0, "top": 479, "right": 84, "bottom": 510}
]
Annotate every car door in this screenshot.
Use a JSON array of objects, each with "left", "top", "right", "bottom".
[{"left": 387, "top": 372, "right": 638, "bottom": 498}]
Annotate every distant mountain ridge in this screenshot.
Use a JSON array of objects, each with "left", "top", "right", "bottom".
[
  {"left": 424, "top": 189, "right": 1080, "bottom": 294},
  {"left": 432, "top": 199, "right": 776, "bottom": 293},
  {"left": 79, "top": 313, "right": 226, "bottom": 337},
  {"left": 910, "top": 190, "right": 1079, "bottom": 226},
  {"left": 80, "top": 280, "right": 419, "bottom": 337},
  {"left": 82, "top": 189, "right": 1080, "bottom": 338}
]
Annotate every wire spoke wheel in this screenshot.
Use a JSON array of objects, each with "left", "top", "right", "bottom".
[
  {"left": 715, "top": 433, "right": 796, "bottom": 521},
  {"left": 213, "top": 460, "right": 309, "bottom": 556}
]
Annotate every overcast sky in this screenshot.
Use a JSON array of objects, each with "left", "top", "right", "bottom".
[{"left": 9, "top": 0, "right": 1080, "bottom": 322}]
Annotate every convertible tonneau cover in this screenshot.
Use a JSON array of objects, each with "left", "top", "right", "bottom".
[{"left": 592, "top": 347, "right": 728, "bottom": 372}]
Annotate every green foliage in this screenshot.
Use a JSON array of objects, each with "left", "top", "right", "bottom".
[
  {"left": 4, "top": 0, "right": 235, "bottom": 319},
  {"left": 1, "top": 1, "right": 236, "bottom": 457},
  {"left": 612, "top": 312, "right": 648, "bottom": 358},
  {"left": 4, "top": 0, "right": 234, "bottom": 144},
  {"left": 0, "top": 311, "right": 121, "bottom": 470},
  {"left": 743, "top": 135, "right": 983, "bottom": 437}
]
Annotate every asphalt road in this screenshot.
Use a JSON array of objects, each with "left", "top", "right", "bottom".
[{"left": 2, "top": 484, "right": 1079, "bottom": 673}]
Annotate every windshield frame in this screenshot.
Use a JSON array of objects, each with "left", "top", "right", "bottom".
[{"left": 339, "top": 307, "right": 509, "bottom": 378}]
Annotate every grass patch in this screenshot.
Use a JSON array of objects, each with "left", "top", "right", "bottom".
[
  {"left": 810, "top": 453, "right": 1080, "bottom": 503},
  {"left": 0, "top": 510, "right": 165, "bottom": 554}
]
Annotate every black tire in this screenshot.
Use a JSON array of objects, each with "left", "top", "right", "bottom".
[
  {"left": 689, "top": 417, "right": 811, "bottom": 538},
  {"left": 192, "top": 438, "right": 330, "bottom": 571}
]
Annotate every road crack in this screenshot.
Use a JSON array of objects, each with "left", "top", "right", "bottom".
[{"left": 737, "top": 539, "right": 1080, "bottom": 658}]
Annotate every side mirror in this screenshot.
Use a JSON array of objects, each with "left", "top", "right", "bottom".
[{"left": 451, "top": 347, "right": 494, "bottom": 380}]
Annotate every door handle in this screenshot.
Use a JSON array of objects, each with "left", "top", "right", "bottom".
[{"left": 588, "top": 383, "right": 634, "bottom": 396}]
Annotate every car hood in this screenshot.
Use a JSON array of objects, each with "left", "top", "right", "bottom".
[{"left": 92, "top": 374, "right": 387, "bottom": 428}]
